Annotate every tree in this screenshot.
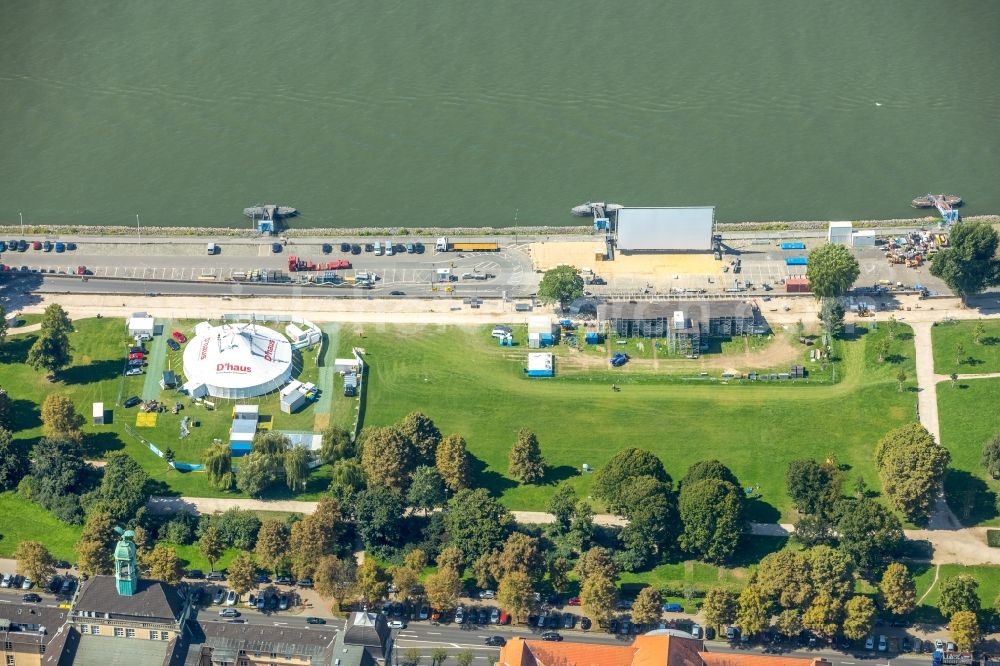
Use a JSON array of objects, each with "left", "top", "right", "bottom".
[
  {"left": 351, "top": 486, "right": 405, "bottom": 558},
  {"left": 436, "top": 546, "right": 464, "bottom": 574},
  {"left": 143, "top": 544, "right": 182, "bottom": 584},
  {"left": 929, "top": 221, "right": 1000, "bottom": 303},
  {"left": 678, "top": 478, "right": 745, "bottom": 563},
  {"left": 424, "top": 565, "right": 461, "bottom": 612},
  {"left": 548, "top": 557, "right": 571, "bottom": 594},
  {"left": 314, "top": 555, "right": 357, "bottom": 608},
  {"left": 319, "top": 425, "right": 353, "bottom": 464},
  {"left": 736, "top": 585, "right": 769, "bottom": 637},
  {"left": 252, "top": 430, "right": 290, "bottom": 457},
  {"left": 835, "top": 497, "right": 903, "bottom": 574},
  {"left": 950, "top": 610, "right": 981, "bottom": 652},
  {"left": 547, "top": 484, "right": 577, "bottom": 532},
  {"left": 430, "top": 648, "right": 448, "bottom": 666},
  {"left": 404, "top": 549, "right": 428, "bottom": 573},
  {"left": 40, "top": 394, "right": 84, "bottom": 442},
  {"left": 938, "top": 574, "right": 980, "bottom": 618},
  {"left": 896, "top": 369, "right": 907, "bottom": 392},
  {"left": 26, "top": 437, "right": 87, "bottom": 522},
  {"left": 973, "top": 321, "right": 987, "bottom": 345},
  {"left": 75, "top": 539, "right": 111, "bottom": 576},
  {"left": 435, "top": 433, "right": 471, "bottom": 491},
  {"left": 875, "top": 423, "right": 950, "bottom": 522},
  {"left": 807, "top": 244, "right": 860, "bottom": 298},
  {"left": 806, "top": 546, "right": 855, "bottom": 602},
  {"left": 497, "top": 571, "right": 535, "bottom": 624},
  {"left": 283, "top": 446, "right": 311, "bottom": 491},
  {"left": 683, "top": 459, "right": 739, "bottom": 488},
  {"left": 494, "top": 532, "right": 545, "bottom": 583},
  {"left": 842, "top": 595, "right": 876, "bottom": 640},
  {"left": 398, "top": 411, "right": 442, "bottom": 464},
  {"left": 199, "top": 526, "right": 224, "bottom": 572},
  {"left": 0, "top": 305, "right": 7, "bottom": 344},
  {"left": 955, "top": 342, "right": 966, "bottom": 366},
  {"left": 215, "top": 508, "right": 263, "bottom": 550},
  {"left": 255, "top": 519, "right": 290, "bottom": 576},
  {"left": 361, "top": 426, "right": 415, "bottom": 493},
  {"left": 632, "top": 587, "right": 662, "bottom": 626},
  {"left": 886, "top": 316, "right": 899, "bottom": 341},
  {"left": 202, "top": 443, "right": 234, "bottom": 491},
  {"left": 537, "top": 264, "right": 584, "bottom": 308},
  {"left": 27, "top": 304, "right": 74, "bottom": 377},
  {"left": 508, "top": 428, "right": 545, "bottom": 484},
  {"left": 615, "top": 475, "right": 679, "bottom": 568},
  {"left": 85, "top": 452, "right": 149, "bottom": 523},
  {"left": 329, "top": 459, "right": 366, "bottom": 503},
  {"left": 407, "top": 465, "right": 446, "bottom": 513},
  {"left": 752, "top": 550, "right": 813, "bottom": 609},
  {"left": 792, "top": 514, "right": 836, "bottom": 547},
  {"left": 879, "top": 562, "right": 916, "bottom": 616},
  {"left": 455, "top": 650, "right": 474, "bottom": 666},
  {"left": 786, "top": 458, "right": 843, "bottom": 518},
  {"left": 701, "top": 588, "right": 737, "bottom": 631},
  {"left": 776, "top": 609, "right": 803, "bottom": 638},
  {"left": 0, "top": 428, "right": 28, "bottom": 491},
  {"left": 593, "top": 448, "right": 668, "bottom": 512},
  {"left": 444, "top": 488, "right": 513, "bottom": 564},
  {"left": 580, "top": 573, "right": 618, "bottom": 627},
  {"left": 402, "top": 648, "right": 422, "bottom": 666},
  {"left": 983, "top": 434, "right": 1000, "bottom": 479},
  {"left": 819, "top": 298, "right": 846, "bottom": 339},
  {"left": 567, "top": 500, "right": 595, "bottom": 552},
  {"left": 950, "top": 372, "right": 958, "bottom": 388},
  {"left": 236, "top": 452, "right": 280, "bottom": 497},
  {"left": 227, "top": 553, "right": 257, "bottom": 595},
  {"left": 802, "top": 590, "right": 844, "bottom": 639},
  {"left": 874, "top": 337, "right": 890, "bottom": 364},
  {"left": 0, "top": 388, "right": 12, "bottom": 431},
  {"left": 355, "top": 559, "right": 389, "bottom": 606},
  {"left": 392, "top": 565, "right": 420, "bottom": 600},
  {"left": 574, "top": 546, "right": 619, "bottom": 584},
  {"left": 15, "top": 541, "right": 54, "bottom": 585},
  {"left": 288, "top": 498, "right": 347, "bottom": 580}
]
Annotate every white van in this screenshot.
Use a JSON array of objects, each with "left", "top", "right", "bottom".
[
  {"left": 374, "top": 241, "right": 383, "bottom": 256},
  {"left": 385, "top": 241, "right": 395, "bottom": 256},
  {"left": 207, "top": 242, "right": 217, "bottom": 255}
]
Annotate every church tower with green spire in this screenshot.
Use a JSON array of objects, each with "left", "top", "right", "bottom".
[{"left": 113, "top": 527, "right": 138, "bottom": 596}]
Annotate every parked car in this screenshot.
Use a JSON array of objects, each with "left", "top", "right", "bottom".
[
  {"left": 305, "top": 617, "right": 325, "bottom": 625},
  {"left": 321, "top": 243, "right": 332, "bottom": 254},
  {"left": 275, "top": 576, "right": 294, "bottom": 586},
  {"left": 478, "top": 589, "right": 496, "bottom": 600},
  {"left": 32, "top": 241, "right": 42, "bottom": 250},
  {"left": 490, "top": 607, "right": 500, "bottom": 624},
  {"left": 254, "top": 574, "right": 270, "bottom": 584},
  {"left": 455, "top": 607, "right": 465, "bottom": 624},
  {"left": 934, "top": 640, "right": 944, "bottom": 650},
  {"left": 419, "top": 605, "right": 430, "bottom": 620},
  {"left": 485, "top": 635, "right": 506, "bottom": 647},
  {"left": 946, "top": 643, "right": 957, "bottom": 652},
  {"left": 297, "top": 578, "right": 313, "bottom": 588},
  {"left": 225, "top": 590, "right": 238, "bottom": 606},
  {"left": 185, "top": 570, "right": 204, "bottom": 579},
  {"left": 55, "top": 242, "right": 65, "bottom": 253},
  {"left": 22, "top": 593, "right": 41, "bottom": 603},
  {"left": 388, "top": 620, "right": 406, "bottom": 629},
  {"left": 350, "top": 244, "right": 361, "bottom": 255},
  {"left": 21, "top": 578, "right": 33, "bottom": 590},
  {"left": 540, "top": 631, "right": 563, "bottom": 642},
  {"left": 166, "top": 338, "right": 180, "bottom": 351},
  {"left": 125, "top": 368, "right": 143, "bottom": 376},
  {"left": 340, "top": 242, "right": 350, "bottom": 253},
  {"left": 878, "top": 635, "right": 887, "bottom": 652},
  {"left": 610, "top": 352, "right": 630, "bottom": 367},
  {"left": 726, "top": 626, "right": 738, "bottom": 641},
  {"left": 54, "top": 560, "right": 71, "bottom": 569},
  {"left": 609, "top": 619, "right": 619, "bottom": 634},
  {"left": 279, "top": 595, "right": 289, "bottom": 611},
  {"left": 498, "top": 611, "right": 509, "bottom": 625},
  {"left": 1, "top": 573, "right": 12, "bottom": 588},
  {"left": 247, "top": 594, "right": 258, "bottom": 608},
  {"left": 213, "top": 588, "right": 226, "bottom": 604},
  {"left": 566, "top": 596, "right": 581, "bottom": 606},
  {"left": 705, "top": 627, "right": 716, "bottom": 640},
  {"left": 123, "top": 396, "right": 142, "bottom": 408},
  {"left": 621, "top": 619, "right": 632, "bottom": 634},
  {"left": 171, "top": 331, "right": 187, "bottom": 343},
  {"left": 42, "top": 241, "right": 52, "bottom": 252},
  {"left": 271, "top": 243, "right": 282, "bottom": 253},
  {"left": 60, "top": 578, "right": 74, "bottom": 595},
  {"left": 692, "top": 625, "right": 703, "bottom": 639},
  {"left": 207, "top": 571, "right": 226, "bottom": 582},
  {"left": 562, "top": 613, "right": 576, "bottom": 629},
  {"left": 219, "top": 608, "right": 240, "bottom": 618},
  {"left": 663, "top": 603, "right": 684, "bottom": 612},
  {"left": 902, "top": 638, "right": 913, "bottom": 652}
]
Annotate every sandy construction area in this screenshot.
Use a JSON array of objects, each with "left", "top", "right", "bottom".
[{"left": 527, "top": 241, "right": 723, "bottom": 280}]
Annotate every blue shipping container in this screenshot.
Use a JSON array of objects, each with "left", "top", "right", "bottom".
[
  {"left": 780, "top": 242, "right": 806, "bottom": 250},
  {"left": 585, "top": 331, "right": 600, "bottom": 344},
  {"left": 786, "top": 257, "right": 808, "bottom": 266}
]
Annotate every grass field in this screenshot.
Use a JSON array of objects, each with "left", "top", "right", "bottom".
[
  {"left": 912, "top": 563, "right": 1000, "bottom": 621},
  {"left": 0, "top": 492, "right": 82, "bottom": 560},
  {"left": 938, "top": 377, "right": 1000, "bottom": 526},
  {"left": 345, "top": 321, "right": 917, "bottom": 519},
  {"left": 0, "top": 317, "right": 353, "bottom": 500},
  {"left": 932, "top": 319, "right": 1000, "bottom": 374}
]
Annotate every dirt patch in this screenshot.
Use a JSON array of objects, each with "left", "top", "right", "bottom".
[{"left": 527, "top": 241, "right": 723, "bottom": 280}]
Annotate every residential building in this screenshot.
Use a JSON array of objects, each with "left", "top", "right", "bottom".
[
  {"left": 0, "top": 604, "right": 73, "bottom": 666},
  {"left": 330, "top": 612, "right": 392, "bottom": 666}
]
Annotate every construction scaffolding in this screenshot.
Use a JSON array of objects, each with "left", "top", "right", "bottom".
[{"left": 597, "top": 301, "right": 766, "bottom": 352}]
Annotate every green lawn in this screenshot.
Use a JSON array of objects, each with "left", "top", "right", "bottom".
[
  {"left": 912, "top": 563, "right": 1000, "bottom": 620},
  {"left": 938, "top": 377, "right": 1000, "bottom": 526},
  {"left": 0, "top": 318, "right": 352, "bottom": 500},
  {"left": 0, "top": 492, "right": 82, "bottom": 560},
  {"left": 346, "top": 322, "right": 917, "bottom": 519},
  {"left": 932, "top": 319, "right": 1000, "bottom": 374}
]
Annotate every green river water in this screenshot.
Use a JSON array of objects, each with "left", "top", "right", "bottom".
[{"left": 1, "top": 1, "right": 998, "bottom": 229}]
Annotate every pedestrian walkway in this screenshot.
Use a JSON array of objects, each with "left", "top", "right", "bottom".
[
  {"left": 141, "top": 319, "right": 171, "bottom": 400},
  {"left": 311, "top": 323, "right": 339, "bottom": 430}
]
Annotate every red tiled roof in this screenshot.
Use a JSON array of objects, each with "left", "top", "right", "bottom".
[
  {"left": 497, "top": 637, "right": 637, "bottom": 666},
  {"left": 699, "top": 651, "right": 820, "bottom": 666}
]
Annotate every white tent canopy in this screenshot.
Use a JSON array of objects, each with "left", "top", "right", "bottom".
[{"left": 182, "top": 322, "right": 293, "bottom": 399}]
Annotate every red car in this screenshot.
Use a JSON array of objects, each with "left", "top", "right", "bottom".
[
  {"left": 172, "top": 331, "right": 187, "bottom": 343},
  {"left": 566, "top": 597, "right": 581, "bottom": 606},
  {"left": 127, "top": 351, "right": 144, "bottom": 361}
]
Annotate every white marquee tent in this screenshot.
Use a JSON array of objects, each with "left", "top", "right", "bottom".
[{"left": 182, "top": 322, "right": 293, "bottom": 399}]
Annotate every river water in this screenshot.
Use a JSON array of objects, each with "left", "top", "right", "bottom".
[{"left": 1, "top": 1, "right": 998, "bottom": 228}]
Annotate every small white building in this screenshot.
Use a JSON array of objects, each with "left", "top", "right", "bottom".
[
  {"left": 92, "top": 402, "right": 104, "bottom": 425},
  {"left": 828, "top": 221, "right": 853, "bottom": 246},
  {"left": 527, "top": 352, "right": 554, "bottom": 377},
  {"left": 126, "top": 313, "right": 155, "bottom": 340},
  {"left": 852, "top": 229, "right": 876, "bottom": 248},
  {"left": 334, "top": 358, "right": 361, "bottom": 373}
]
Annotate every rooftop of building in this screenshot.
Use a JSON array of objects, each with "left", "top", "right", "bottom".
[
  {"left": 197, "top": 619, "right": 338, "bottom": 657},
  {"left": 0, "top": 602, "right": 69, "bottom": 648},
  {"left": 63, "top": 632, "right": 170, "bottom": 666},
  {"left": 72, "top": 575, "right": 185, "bottom": 623},
  {"left": 597, "top": 300, "right": 758, "bottom": 320}
]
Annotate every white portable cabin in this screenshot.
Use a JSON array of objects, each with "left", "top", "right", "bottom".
[
  {"left": 852, "top": 230, "right": 876, "bottom": 248},
  {"left": 828, "top": 222, "right": 853, "bottom": 246},
  {"left": 527, "top": 353, "right": 554, "bottom": 377},
  {"left": 126, "top": 313, "right": 155, "bottom": 340},
  {"left": 92, "top": 402, "right": 104, "bottom": 425},
  {"left": 334, "top": 358, "right": 360, "bottom": 373}
]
